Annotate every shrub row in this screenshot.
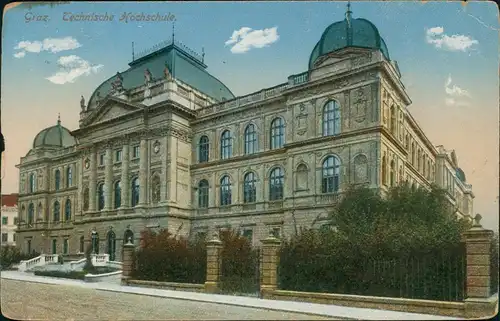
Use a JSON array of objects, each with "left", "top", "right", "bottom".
[
  {"left": 0, "top": 245, "right": 40, "bottom": 270},
  {"left": 132, "top": 229, "right": 207, "bottom": 284}
]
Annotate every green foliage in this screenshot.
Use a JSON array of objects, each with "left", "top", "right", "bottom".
[
  {"left": 491, "top": 233, "right": 499, "bottom": 295},
  {"left": 0, "top": 245, "right": 21, "bottom": 269},
  {"left": 279, "top": 184, "right": 470, "bottom": 301},
  {"left": 34, "top": 270, "right": 87, "bottom": 280},
  {"left": 219, "top": 229, "right": 260, "bottom": 295},
  {"left": 132, "top": 229, "right": 206, "bottom": 284}
]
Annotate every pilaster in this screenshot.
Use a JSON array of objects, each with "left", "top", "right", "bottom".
[
  {"left": 104, "top": 146, "right": 113, "bottom": 210},
  {"left": 89, "top": 148, "right": 97, "bottom": 212},
  {"left": 138, "top": 139, "right": 148, "bottom": 206},
  {"left": 160, "top": 136, "right": 168, "bottom": 203},
  {"left": 121, "top": 144, "right": 130, "bottom": 208},
  {"left": 168, "top": 136, "right": 178, "bottom": 203}
]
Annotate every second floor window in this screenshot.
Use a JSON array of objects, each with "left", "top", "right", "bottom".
[
  {"left": 220, "top": 130, "right": 232, "bottom": 160},
  {"left": 99, "top": 153, "right": 105, "bottom": 166},
  {"left": 54, "top": 170, "right": 61, "bottom": 191},
  {"left": 198, "top": 180, "right": 209, "bottom": 208},
  {"left": 269, "top": 167, "right": 284, "bottom": 201},
  {"left": 270, "top": 117, "right": 285, "bottom": 149},
  {"left": 322, "top": 156, "right": 340, "bottom": 193},
  {"left": 66, "top": 167, "right": 72, "bottom": 188},
  {"left": 244, "top": 124, "right": 257, "bottom": 155},
  {"left": 133, "top": 146, "right": 140, "bottom": 159},
  {"left": 220, "top": 175, "right": 232, "bottom": 206},
  {"left": 323, "top": 100, "right": 341, "bottom": 136},
  {"left": 198, "top": 136, "right": 209, "bottom": 163},
  {"left": 243, "top": 172, "right": 257, "bottom": 203},
  {"left": 115, "top": 150, "right": 122, "bottom": 162},
  {"left": 29, "top": 173, "right": 36, "bottom": 193}
]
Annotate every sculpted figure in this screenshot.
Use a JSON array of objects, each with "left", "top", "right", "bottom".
[
  {"left": 111, "top": 72, "right": 124, "bottom": 91},
  {"left": 144, "top": 68, "right": 153, "bottom": 84},
  {"left": 164, "top": 64, "right": 171, "bottom": 79},
  {"left": 80, "top": 95, "right": 86, "bottom": 112}
]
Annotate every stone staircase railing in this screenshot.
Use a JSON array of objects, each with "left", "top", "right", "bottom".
[
  {"left": 69, "top": 258, "right": 87, "bottom": 270},
  {"left": 91, "top": 254, "right": 109, "bottom": 266},
  {"left": 18, "top": 254, "right": 59, "bottom": 272}
]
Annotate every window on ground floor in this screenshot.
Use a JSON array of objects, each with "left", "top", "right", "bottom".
[{"left": 1, "top": 233, "right": 7, "bottom": 242}]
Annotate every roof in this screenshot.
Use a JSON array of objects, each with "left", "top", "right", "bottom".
[
  {"left": 1, "top": 194, "right": 18, "bottom": 207},
  {"left": 308, "top": 8, "right": 390, "bottom": 69},
  {"left": 33, "top": 117, "right": 77, "bottom": 149},
  {"left": 87, "top": 40, "right": 234, "bottom": 109}
]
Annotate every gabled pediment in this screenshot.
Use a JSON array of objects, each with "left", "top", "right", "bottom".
[{"left": 83, "top": 96, "right": 143, "bottom": 127}]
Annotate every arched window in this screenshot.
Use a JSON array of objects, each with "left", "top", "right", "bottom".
[
  {"left": 323, "top": 101, "right": 341, "bottom": 136},
  {"left": 198, "top": 136, "right": 209, "bottom": 163},
  {"left": 131, "top": 178, "right": 140, "bottom": 207},
  {"left": 55, "top": 169, "right": 61, "bottom": 191},
  {"left": 296, "top": 164, "right": 308, "bottom": 190},
  {"left": 390, "top": 105, "right": 397, "bottom": 135},
  {"left": 65, "top": 199, "right": 71, "bottom": 221},
  {"left": 243, "top": 172, "right": 257, "bottom": 203},
  {"left": 151, "top": 176, "right": 161, "bottom": 204},
  {"left": 269, "top": 167, "right": 284, "bottom": 201},
  {"left": 37, "top": 202, "right": 43, "bottom": 221},
  {"left": 53, "top": 201, "right": 60, "bottom": 222},
  {"left": 354, "top": 154, "right": 368, "bottom": 183},
  {"left": 83, "top": 187, "right": 89, "bottom": 211},
  {"left": 114, "top": 181, "right": 122, "bottom": 209},
  {"left": 390, "top": 160, "right": 396, "bottom": 186},
  {"left": 270, "top": 117, "right": 285, "bottom": 149},
  {"left": 198, "top": 180, "right": 209, "bottom": 208},
  {"left": 66, "top": 166, "right": 73, "bottom": 188},
  {"left": 27, "top": 203, "right": 34, "bottom": 225},
  {"left": 220, "top": 130, "right": 232, "bottom": 159},
  {"left": 21, "top": 205, "right": 25, "bottom": 223},
  {"left": 322, "top": 156, "right": 341, "bottom": 193},
  {"left": 97, "top": 183, "right": 105, "bottom": 210},
  {"left": 244, "top": 124, "right": 257, "bottom": 155},
  {"left": 29, "top": 173, "right": 36, "bottom": 193},
  {"left": 381, "top": 155, "right": 387, "bottom": 185},
  {"left": 79, "top": 236, "right": 85, "bottom": 253},
  {"left": 220, "top": 175, "right": 232, "bottom": 206}
]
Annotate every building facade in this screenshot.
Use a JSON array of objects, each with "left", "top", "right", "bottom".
[
  {"left": 15, "top": 10, "right": 474, "bottom": 260},
  {"left": 1, "top": 194, "right": 19, "bottom": 247}
]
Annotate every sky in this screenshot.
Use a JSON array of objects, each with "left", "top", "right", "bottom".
[{"left": 1, "top": 1, "right": 498, "bottom": 230}]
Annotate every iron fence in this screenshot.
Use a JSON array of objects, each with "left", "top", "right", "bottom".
[
  {"left": 278, "top": 245, "right": 467, "bottom": 302},
  {"left": 220, "top": 248, "right": 260, "bottom": 297}
]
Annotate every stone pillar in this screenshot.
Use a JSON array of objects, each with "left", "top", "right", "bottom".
[
  {"left": 463, "top": 214, "right": 497, "bottom": 318},
  {"left": 260, "top": 229, "right": 281, "bottom": 297},
  {"left": 121, "top": 144, "right": 130, "bottom": 208},
  {"left": 138, "top": 139, "right": 148, "bottom": 206},
  {"left": 121, "top": 238, "right": 135, "bottom": 285},
  {"left": 89, "top": 148, "right": 97, "bottom": 212},
  {"left": 168, "top": 136, "right": 178, "bottom": 202},
  {"left": 205, "top": 233, "right": 223, "bottom": 293},
  {"left": 104, "top": 146, "right": 113, "bottom": 210},
  {"left": 160, "top": 136, "right": 168, "bottom": 203}
]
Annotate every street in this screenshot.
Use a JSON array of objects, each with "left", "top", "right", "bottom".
[{"left": 1, "top": 279, "right": 336, "bottom": 320}]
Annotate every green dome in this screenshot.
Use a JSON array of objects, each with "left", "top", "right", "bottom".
[
  {"left": 33, "top": 118, "right": 76, "bottom": 149},
  {"left": 309, "top": 9, "right": 390, "bottom": 69}
]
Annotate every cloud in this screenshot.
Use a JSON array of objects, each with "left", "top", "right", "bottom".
[
  {"left": 13, "top": 51, "right": 26, "bottom": 58},
  {"left": 13, "top": 36, "right": 82, "bottom": 58},
  {"left": 426, "top": 27, "right": 478, "bottom": 51},
  {"left": 445, "top": 75, "right": 471, "bottom": 106},
  {"left": 225, "top": 27, "right": 279, "bottom": 54},
  {"left": 46, "top": 55, "right": 103, "bottom": 85}
]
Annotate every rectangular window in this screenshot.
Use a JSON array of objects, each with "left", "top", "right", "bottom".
[
  {"left": 133, "top": 146, "right": 140, "bottom": 159},
  {"left": 1, "top": 217, "right": 7, "bottom": 225},
  {"left": 271, "top": 227, "right": 281, "bottom": 239},
  {"left": 13, "top": 233, "right": 16, "bottom": 242},
  {"left": 99, "top": 153, "right": 105, "bottom": 166},
  {"left": 115, "top": 150, "right": 122, "bottom": 162},
  {"left": 14, "top": 217, "right": 18, "bottom": 225},
  {"left": 1, "top": 233, "right": 8, "bottom": 242}
]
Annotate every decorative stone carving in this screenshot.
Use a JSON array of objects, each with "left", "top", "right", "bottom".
[
  {"left": 295, "top": 103, "right": 308, "bottom": 136},
  {"left": 111, "top": 72, "right": 124, "bottom": 92},
  {"left": 84, "top": 158, "right": 90, "bottom": 169},
  {"left": 351, "top": 87, "right": 368, "bottom": 123},
  {"left": 144, "top": 68, "right": 153, "bottom": 85},
  {"left": 351, "top": 53, "right": 372, "bottom": 67},
  {"left": 164, "top": 64, "right": 171, "bottom": 79},
  {"left": 153, "top": 140, "right": 160, "bottom": 154},
  {"left": 80, "top": 96, "right": 86, "bottom": 112},
  {"left": 354, "top": 154, "right": 369, "bottom": 183},
  {"left": 334, "top": 78, "right": 350, "bottom": 89},
  {"left": 95, "top": 91, "right": 102, "bottom": 106}
]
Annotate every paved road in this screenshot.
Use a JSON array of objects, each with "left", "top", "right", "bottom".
[{"left": 1, "top": 279, "right": 336, "bottom": 320}]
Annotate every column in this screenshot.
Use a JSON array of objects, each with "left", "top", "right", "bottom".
[
  {"left": 260, "top": 230, "right": 281, "bottom": 297},
  {"left": 89, "top": 149, "right": 97, "bottom": 212},
  {"left": 257, "top": 166, "right": 265, "bottom": 203},
  {"left": 104, "top": 146, "right": 113, "bottom": 210},
  {"left": 464, "top": 214, "right": 496, "bottom": 318},
  {"left": 121, "top": 239, "right": 135, "bottom": 285},
  {"left": 208, "top": 173, "right": 216, "bottom": 208},
  {"left": 121, "top": 144, "right": 130, "bottom": 208},
  {"left": 160, "top": 136, "right": 168, "bottom": 203},
  {"left": 168, "top": 136, "right": 177, "bottom": 203},
  {"left": 204, "top": 233, "right": 223, "bottom": 293},
  {"left": 138, "top": 139, "right": 148, "bottom": 206}
]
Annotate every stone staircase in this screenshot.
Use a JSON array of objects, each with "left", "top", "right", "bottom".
[
  {"left": 18, "top": 253, "right": 115, "bottom": 272},
  {"left": 18, "top": 254, "right": 59, "bottom": 272}
]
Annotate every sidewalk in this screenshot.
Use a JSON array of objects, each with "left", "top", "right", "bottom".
[{"left": 1, "top": 270, "right": 459, "bottom": 320}]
